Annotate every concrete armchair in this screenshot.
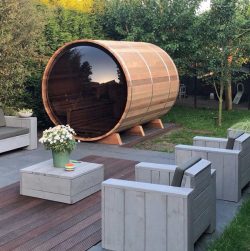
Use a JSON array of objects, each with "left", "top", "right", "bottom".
[
  {"left": 102, "top": 159, "right": 216, "bottom": 251},
  {"left": 175, "top": 133, "right": 250, "bottom": 202},
  {"left": 0, "top": 115, "right": 37, "bottom": 153}
]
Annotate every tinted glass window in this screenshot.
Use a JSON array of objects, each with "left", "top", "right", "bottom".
[{"left": 47, "top": 44, "right": 127, "bottom": 138}]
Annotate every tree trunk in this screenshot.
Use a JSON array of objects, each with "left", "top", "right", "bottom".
[
  {"left": 225, "top": 73, "right": 232, "bottom": 110},
  {"left": 218, "top": 82, "right": 224, "bottom": 126},
  {"left": 225, "top": 56, "right": 233, "bottom": 110},
  {"left": 194, "top": 75, "right": 197, "bottom": 109},
  {"left": 248, "top": 84, "right": 250, "bottom": 110}
]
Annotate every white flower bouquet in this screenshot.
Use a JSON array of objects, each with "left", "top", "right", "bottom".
[{"left": 39, "top": 125, "right": 77, "bottom": 153}]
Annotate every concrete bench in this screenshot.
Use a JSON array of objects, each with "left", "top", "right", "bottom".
[
  {"left": 175, "top": 133, "right": 250, "bottom": 202},
  {"left": 102, "top": 159, "right": 216, "bottom": 251}
]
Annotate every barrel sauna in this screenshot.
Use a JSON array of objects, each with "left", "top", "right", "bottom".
[{"left": 42, "top": 40, "right": 179, "bottom": 141}]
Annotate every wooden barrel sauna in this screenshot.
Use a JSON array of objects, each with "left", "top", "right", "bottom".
[{"left": 42, "top": 40, "right": 179, "bottom": 141}]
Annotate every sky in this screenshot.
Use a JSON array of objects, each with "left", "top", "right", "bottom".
[
  {"left": 75, "top": 46, "right": 119, "bottom": 84},
  {"left": 198, "top": 0, "right": 211, "bottom": 14}
]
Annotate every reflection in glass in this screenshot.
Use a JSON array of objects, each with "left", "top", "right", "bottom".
[{"left": 47, "top": 43, "right": 127, "bottom": 138}]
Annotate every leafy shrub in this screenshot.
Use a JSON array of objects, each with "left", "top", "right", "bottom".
[{"left": 231, "top": 120, "right": 250, "bottom": 133}]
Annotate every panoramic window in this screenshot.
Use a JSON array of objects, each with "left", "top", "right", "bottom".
[{"left": 47, "top": 43, "right": 127, "bottom": 138}]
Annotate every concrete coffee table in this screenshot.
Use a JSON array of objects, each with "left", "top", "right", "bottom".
[{"left": 20, "top": 160, "right": 104, "bottom": 204}]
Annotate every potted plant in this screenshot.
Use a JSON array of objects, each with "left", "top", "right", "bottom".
[
  {"left": 18, "top": 108, "right": 33, "bottom": 118},
  {"left": 39, "top": 125, "right": 77, "bottom": 167}
]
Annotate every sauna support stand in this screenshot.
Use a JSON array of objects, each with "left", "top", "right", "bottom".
[{"left": 97, "top": 119, "right": 164, "bottom": 145}]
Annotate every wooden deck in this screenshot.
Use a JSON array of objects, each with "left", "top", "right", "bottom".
[{"left": 0, "top": 155, "right": 138, "bottom": 251}]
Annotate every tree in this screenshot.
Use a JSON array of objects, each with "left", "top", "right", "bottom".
[
  {"left": 80, "top": 61, "right": 93, "bottom": 83},
  {"left": 95, "top": 0, "right": 202, "bottom": 75},
  {"left": 25, "top": 4, "right": 103, "bottom": 127},
  {"left": 44, "top": 6, "right": 103, "bottom": 54},
  {"left": 0, "top": 0, "right": 45, "bottom": 108},
  {"left": 40, "top": 0, "right": 94, "bottom": 12},
  {"left": 196, "top": 0, "right": 250, "bottom": 125}
]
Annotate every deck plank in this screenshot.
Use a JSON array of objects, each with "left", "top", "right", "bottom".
[{"left": 0, "top": 155, "right": 137, "bottom": 251}]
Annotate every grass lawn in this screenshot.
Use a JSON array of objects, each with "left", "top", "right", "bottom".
[
  {"left": 209, "top": 197, "right": 250, "bottom": 251},
  {"left": 135, "top": 105, "right": 250, "bottom": 152}
]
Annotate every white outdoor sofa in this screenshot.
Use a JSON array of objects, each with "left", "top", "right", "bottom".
[
  {"left": 102, "top": 158, "right": 216, "bottom": 251},
  {"left": 0, "top": 115, "right": 37, "bottom": 153},
  {"left": 175, "top": 133, "right": 250, "bottom": 202}
]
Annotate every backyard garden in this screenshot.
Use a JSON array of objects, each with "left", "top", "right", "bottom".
[
  {"left": 136, "top": 105, "right": 250, "bottom": 251},
  {"left": 0, "top": 0, "right": 250, "bottom": 250}
]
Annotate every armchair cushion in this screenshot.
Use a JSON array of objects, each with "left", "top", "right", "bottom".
[
  {"left": 171, "top": 156, "right": 201, "bottom": 187},
  {"left": 226, "top": 132, "right": 244, "bottom": 149},
  {"left": 0, "top": 108, "right": 6, "bottom": 127},
  {"left": 0, "top": 127, "right": 29, "bottom": 140},
  {"left": 226, "top": 137, "right": 235, "bottom": 150}
]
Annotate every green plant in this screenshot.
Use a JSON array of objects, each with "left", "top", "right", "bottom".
[
  {"left": 209, "top": 198, "right": 250, "bottom": 251},
  {"left": 24, "top": 70, "right": 53, "bottom": 128},
  {"left": 231, "top": 120, "right": 250, "bottom": 133},
  {"left": 18, "top": 108, "right": 33, "bottom": 114},
  {"left": 0, "top": 0, "right": 45, "bottom": 108},
  {"left": 2, "top": 106, "right": 17, "bottom": 116},
  {"left": 39, "top": 125, "right": 77, "bottom": 152}
]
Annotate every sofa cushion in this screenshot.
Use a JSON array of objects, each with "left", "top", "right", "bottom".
[
  {"left": 0, "top": 127, "right": 29, "bottom": 140},
  {"left": 0, "top": 108, "right": 6, "bottom": 127},
  {"left": 226, "top": 138, "right": 235, "bottom": 150},
  {"left": 226, "top": 132, "right": 244, "bottom": 150},
  {"left": 171, "top": 157, "right": 201, "bottom": 187}
]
